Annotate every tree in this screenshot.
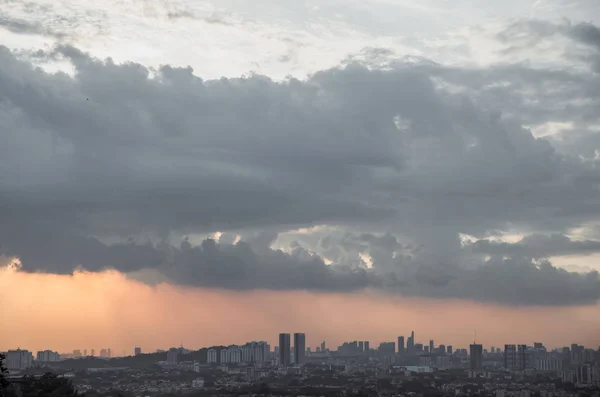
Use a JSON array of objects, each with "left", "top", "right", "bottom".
[
  {"left": 5, "top": 373, "right": 81, "bottom": 397},
  {"left": 0, "top": 353, "right": 9, "bottom": 397},
  {"left": 0, "top": 353, "right": 8, "bottom": 397}
]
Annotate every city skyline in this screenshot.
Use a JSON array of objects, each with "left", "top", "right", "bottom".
[{"left": 5, "top": 332, "right": 598, "bottom": 359}]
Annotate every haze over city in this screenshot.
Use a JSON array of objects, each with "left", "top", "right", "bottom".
[{"left": 2, "top": 0, "right": 600, "bottom": 357}]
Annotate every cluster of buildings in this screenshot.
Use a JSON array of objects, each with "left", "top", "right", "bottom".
[
  {"left": 4, "top": 332, "right": 600, "bottom": 387},
  {"left": 206, "top": 341, "right": 271, "bottom": 364},
  {"left": 3, "top": 332, "right": 600, "bottom": 397},
  {"left": 3, "top": 349, "right": 62, "bottom": 371}
]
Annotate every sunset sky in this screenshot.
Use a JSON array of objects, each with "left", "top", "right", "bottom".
[{"left": 1, "top": 0, "right": 600, "bottom": 355}]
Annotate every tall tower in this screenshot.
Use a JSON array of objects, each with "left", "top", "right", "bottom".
[
  {"left": 407, "top": 331, "right": 415, "bottom": 354},
  {"left": 504, "top": 344, "right": 517, "bottom": 370},
  {"left": 429, "top": 340, "right": 434, "bottom": 354},
  {"left": 293, "top": 333, "right": 306, "bottom": 365},
  {"left": 398, "top": 336, "right": 405, "bottom": 354},
  {"left": 470, "top": 344, "right": 483, "bottom": 370},
  {"left": 279, "top": 333, "right": 291, "bottom": 366}
]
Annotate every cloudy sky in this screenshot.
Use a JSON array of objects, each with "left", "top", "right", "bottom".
[{"left": 1, "top": 0, "right": 600, "bottom": 353}]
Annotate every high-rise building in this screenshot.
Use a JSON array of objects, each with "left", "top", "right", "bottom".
[
  {"left": 36, "top": 350, "right": 60, "bottom": 362},
  {"left": 220, "top": 346, "right": 242, "bottom": 363},
  {"left": 398, "top": 336, "right": 405, "bottom": 354},
  {"left": 90, "top": 349, "right": 95, "bottom": 357},
  {"left": 240, "top": 341, "right": 270, "bottom": 363},
  {"left": 358, "top": 341, "right": 364, "bottom": 353},
  {"left": 470, "top": 344, "right": 483, "bottom": 370},
  {"left": 279, "top": 333, "right": 291, "bottom": 366},
  {"left": 207, "top": 348, "right": 218, "bottom": 363},
  {"left": 414, "top": 343, "right": 423, "bottom": 353},
  {"left": 378, "top": 342, "right": 396, "bottom": 357},
  {"left": 107, "top": 348, "right": 111, "bottom": 358},
  {"left": 407, "top": 331, "right": 415, "bottom": 354},
  {"left": 320, "top": 341, "right": 326, "bottom": 352},
  {"left": 83, "top": 349, "right": 87, "bottom": 357},
  {"left": 293, "top": 333, "right": 306, "bottom": 365},
  {"left": 517, "top": 344, "right": 528, "bottom": 370},
  {"left": 134, "top": 347, "right": 142, "bottom": 356},
  {"left": 447, "top": 345, "right": 453, "bottom": 355},
  {"left": 167, "top": 348, "right": 178, "bottom": 365},
  {"left": 6, "top": 349, "right": 34, "bottom": 371},
  {"left": 504, "top": 344, "right": 517, "bottom": 370},
  {"left": 429, "top": 340, "right": 434, "bottom": 354},
  {"left": 364, "top": 341, "right": 370, "bottom": 354}
]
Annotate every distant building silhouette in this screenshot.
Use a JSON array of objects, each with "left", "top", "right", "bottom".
[
  {"left": 407, "top": 331, "right": 415, "bottom": 354},
  {"left": 167, "top": 348, "right": 178, "bottom": 365},
  {"left": 279, "top": 333, "right": 291, "bottom": 366},
  {"left": 294, "top": 333, "right": 306, "bottom": 365},
  {"left": 470, "top": 344, "right": 483, "bottom": 370},
  {"left": 398, "top": 336, "right": 405, "bottom": 354}
]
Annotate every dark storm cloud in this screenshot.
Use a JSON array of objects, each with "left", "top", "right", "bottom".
[
  {"left": 6, "top": 230, "right": 599, "bottom": 306},
  {"left": 1, "top": 34, "right": 600, "bottom": 306}
]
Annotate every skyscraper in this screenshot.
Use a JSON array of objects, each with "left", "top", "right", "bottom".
[
  {"left": 470, "top": 344, "right": 483, "bottom": 370},
  {"left": 439, "top": 344, "right": 446, "bottom": 355},
  {"left": 167, "top": 348, "right": 178, "bottom": 365},
  {"left": 407, "top": 331, "right": 415, "bottom": 354},
  {"left": 504, "top": 344, "right": 517, "bottom": 370},
  {"left": 321, "top": 341, "right": 326, "bottom": 352},
  {"left": 364, "top": 341, "right": 370, "bottom": 354},
  {"left": 134, "top": 347, "right": 142, "bottom": 356},
  {"left": 293, "top": 333, "right": 306, "bottom": 365},
  {"left": 279, "top": 333, "right": 291, "bottom": 366},
  {"left": 398, "top": 336, "right": 405, "bottom": 354},
  {"left": 429, "top": 340, "right": 434, "bottom": 354}
]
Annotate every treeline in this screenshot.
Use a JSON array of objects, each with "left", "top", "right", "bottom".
[{"left": 53, "top": 348, "right": 213, "bottom": 370}]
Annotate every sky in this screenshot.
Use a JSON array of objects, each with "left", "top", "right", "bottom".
[{"left": 1, "top": 0, "right": 600, "bottom": 354}]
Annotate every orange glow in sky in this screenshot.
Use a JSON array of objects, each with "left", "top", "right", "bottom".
[{"left": 1, "top": 264, "right": 599, "bottom": 355}]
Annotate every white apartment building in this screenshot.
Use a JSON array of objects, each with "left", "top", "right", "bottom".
[
  {"left": 536, "top": 358, "right": 563, "bottom": 371},
  {"left": 207, "top": 348, "right": 218, "bottom": 363},
  {"left": 6, "top": 349, "right": 34, "bottom": 371},
  {"left": 241, "top": 341, "right": 270, "bottom": 363},
  {"left": 37, "top": 350, "right": 61, "bottom": 362},
  {"left": 220, "top": 346, "right": 242, "bottom": 364}
]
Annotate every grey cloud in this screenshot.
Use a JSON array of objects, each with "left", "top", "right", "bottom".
[
  {"left": 1, "top": 38, "right": 600, "bottom": 305},
  {"left": 5, "top": 230, "right": 599, "bottom": 306},
  {"left": 467, "top": 234, "right": 600, "bottom": 259},
  {"left": 0, "top": 16, "right": 66, "bottom": 38},
  {"left": 401, "top": 257, "right": 600, "bottom": 306},
  {"left": 497, "top": 19, "right": 600, "bottom": 73}
]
